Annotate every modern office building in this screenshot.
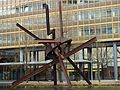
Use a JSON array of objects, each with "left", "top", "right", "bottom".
[{"left": 0, "top": 0, "right": 120, "bottom": 81}]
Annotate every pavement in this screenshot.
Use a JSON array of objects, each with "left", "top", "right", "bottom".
[{"left": 0, "top": 80, "right": 120, "bottom": 88}]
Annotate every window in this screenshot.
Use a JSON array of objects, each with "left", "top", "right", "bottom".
[
  {"left": 79, "top": 11, "right": 84, "bottom": 21},
  {"left": 96, "top": 28, "right": 101, "bottom": 35},
  {"left": 73, "top": 0, "right": 77, "bottom": 4},
  {"left": 33, "top": 3, "right": 37, "bottom": 11},
  {"left": 102, "top": 27, "right": 106, "bottom": 34},
  {"left": 24, "top": 5, "right": 29, "bottom": 12},
  {"left": 80, "top": 28, "right": 84, "bottom": 36},
  {"left": 3, "top": 7, "right": 6, "bottom": 15},
  {"left": 68, "top": 0, "right": 72, "bottom": 4},
  {"left": 112, "top": 8, "right": 119, "bottom": 17},
  {"left": 107, "top": 24, "right": 112, "bottom": 34},
  {"left": 72, "top": 12, "right": 78, "bottom": 22},
  {"left": 7, "top": 35, "right": 10, "bottom": 44},
  {"left": 101, "top": 9, "right": 107, "bottom": 18},
  {"left": 3, "top": 35, "right": 7, "bottom": 44},
  {"left": 29, "top": 4, "right": 33, "bottom": 12},
  {"left": 107, "top": 27, "right": 112, "bottom": 34},
  {"left": 89, "top": 0, "right": 94, "bottom": 3},
  {"left": 95, "top": 9, "right": 100, "bottom": 19},
  {"left": 80, "top": 0, "right": 83, "bottom": 2},
  {"left": 84, "top": 0, "right": 89, "bottom": 3},
  {"left": 84, "top": 27, "right": 89, "bottom": 35},
  {"left": 62, "top": 0, "right": 66, "bottom": 4},
  {"left": 95, "top": 0, "right": 100, "bottom": 2},
  {"left": 20, "top": 5, "right": 24, "bottom": 13},
  {"left": 38, "top": 3, "right": 42, "bottom": 10},
  {"left": 16, "top": 7, "right": 19, "bottom": 13},
  {"left": 0, "top": 8, "right": 2, "bottom": 16},
  {"left": 90, "top": 28, "right": 95, "bottom": 35},
  {"left": 11, "top": 8, "right": 15, "bottom": 14},
  {"left": 0, "top": 22, "right": 2, "bottom": 33},
  {"left": 113, "top": 23, "right": 119, "bottom": 33},
  {"left": 107, "top": 9, "right": 112, "bottom": 17},
  {"left": 7, "top": 6, "right": 11, "bottom": 15},
  {"left": 0, "top": 35, "right": 2, "bottom": 44},
  {"left": 90, "top": 11, "right": 95, "bottom": 19},
  {"left": 84, "top": 11, "right": 89, "bottom": 20}
]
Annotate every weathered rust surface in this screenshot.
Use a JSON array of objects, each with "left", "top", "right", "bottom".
[
  {"left": 43, "top": 3, "right": 55, "bottom": 39},
  {"left": 53, "top": 64, "right": 57, "bottom": 85},
  {"left": 16, "top": 23, "right": 40, "bottom": 40},
  {"left": 64, "top": 37, "right": 97, "bottom": 58},
  {"left": 37, "top": 40, "right": 64, "bottom": 43},
  {"left": 51, "top": 44, "right": 72, "bottom": 87},
  {"left": 67, "top": 57, "right": 92, "bottom": 85},
  {"left": 11, "top": 60, "right": 58, "bottom": 89},
  {"left": 11, "top": 36, "right": 96, "bottom": 88},
  {"left": 11, "top": 2, "right": 96, "bottom": 89}
]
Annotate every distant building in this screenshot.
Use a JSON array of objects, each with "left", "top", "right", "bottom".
[{"left": 0, "top": 0, "right": 120, "bottom": 81}]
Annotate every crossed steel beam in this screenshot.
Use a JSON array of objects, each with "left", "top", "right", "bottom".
[
  {"left": 11, "top": 2, "right": 96, "bottom": 89},
  {"left": 12, "top": 23, "right": 96, "bottom": 89}
]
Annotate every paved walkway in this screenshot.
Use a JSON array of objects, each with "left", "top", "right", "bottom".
[
  {"left": 17, "top": 80, "right": 120, "bottom": 87},
  {"left": 0, "top": 80, "right": 120, "bottom": 87}
]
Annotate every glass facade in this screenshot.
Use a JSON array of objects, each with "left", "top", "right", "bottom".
[{"left": 0, "top": 0, "right": 119, "bottom": 48}]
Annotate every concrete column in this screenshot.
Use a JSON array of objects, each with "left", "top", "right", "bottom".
[
  {"left": 87, "top": 48, "right": 93, "bottom": 80},
  {"left": 79, "top": 50, "right": 83, "bottom": 60},
  {"left": 79, "top": 50, "right": 83, "bottom": 80},
  {"left": 79, "top": 63, "right": 83, "bottom": 80},
  {"left": 96, "top": 47, "right": 100, "bottom": 82},
  {"left": 33, "top": 51, "right": 36, "bottom": 62},
  {"left": 113, "top": 42, "right": 118, "bottom": 81},
  {"left": 20, "top": 49, "right": 24, "bottom": 78},
  {"left": 20, "top": 49, "right": 24, "bottom": 62},
  {"left": 36, "top": 51, "right": 38, "bottom": 61},
  {"left": 31, "top": 51, "right": 34, "bottom": 62}
]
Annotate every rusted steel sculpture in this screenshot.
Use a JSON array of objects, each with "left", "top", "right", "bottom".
[{"left": 11, "top": 1, "right": 96, "bottom": 89}]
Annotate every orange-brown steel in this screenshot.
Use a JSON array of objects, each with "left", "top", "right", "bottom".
[{"left": 11, "top": 2, "right": 96, "bottom": 89}]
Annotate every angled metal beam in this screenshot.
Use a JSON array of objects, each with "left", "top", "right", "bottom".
[
  {"left": 16, "top": 23, "right": 55, "bottom": 41},
  {"left": 59, "top": 0, "right": 63, "bottom": 39},
  {"left": 56, "top": 44, "right": 92, "bottom": 85},
  {"left": 37, "top": 40, "right": 63, "bottom": 43},
  {"left": 11, "top": 60, "right": 58, "bottom": 89},
  {"left": 16, "top": 23, "right": 40, "bottom": 40},
  {"left": 46, "top": 39, "right": 72, "bottom": 55},
  {"left": 56, "top": 51, "right": 72, "bottom": 87},
  {"left": 51, "top": 44, "right": 72, "bottom": 88},
  {"left": 43, "top": 4, "right": 55, "bottom": 39},
  {"left": 67, "top": 57, "right": 92, "bottom": 85},
  {"left": 53, "top": 64, "right": 57, "bottom": 85},
  {"left": 43, "top": 3, "right": 50, "bottom": 35},
  {"left": 64, "top": 37, "right": 96, "bottom": 58}
]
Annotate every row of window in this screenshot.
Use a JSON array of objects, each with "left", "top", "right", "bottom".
[
  {"left": 0, "top": 0, "right": 119, "bottom": 16},
  {"left": 61, "top": 7, "right": 120, "bottom": 22},
  {"left": 0, "top": 0, "right": 111, "bottom": 5},
  {"left": 0, "top": 7, "right": 120, "bottom": 32},
  {"left": 1, "top": 6, "right": 120, "bottom": 24},
  {"left": 80, "top": 26, "right": 112, "bottom": 36},
  {"left": 0, "top": 0, "right": 59, "bottom": 15},
  {"left": 63, "top": 0, "right": 113, "bottom": 4},
  {"left": 0, "top": 2, "right": 43, "bottom": 15},
  {"left": 0, "top": 23, "right": 119, "bottom": 45}
]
